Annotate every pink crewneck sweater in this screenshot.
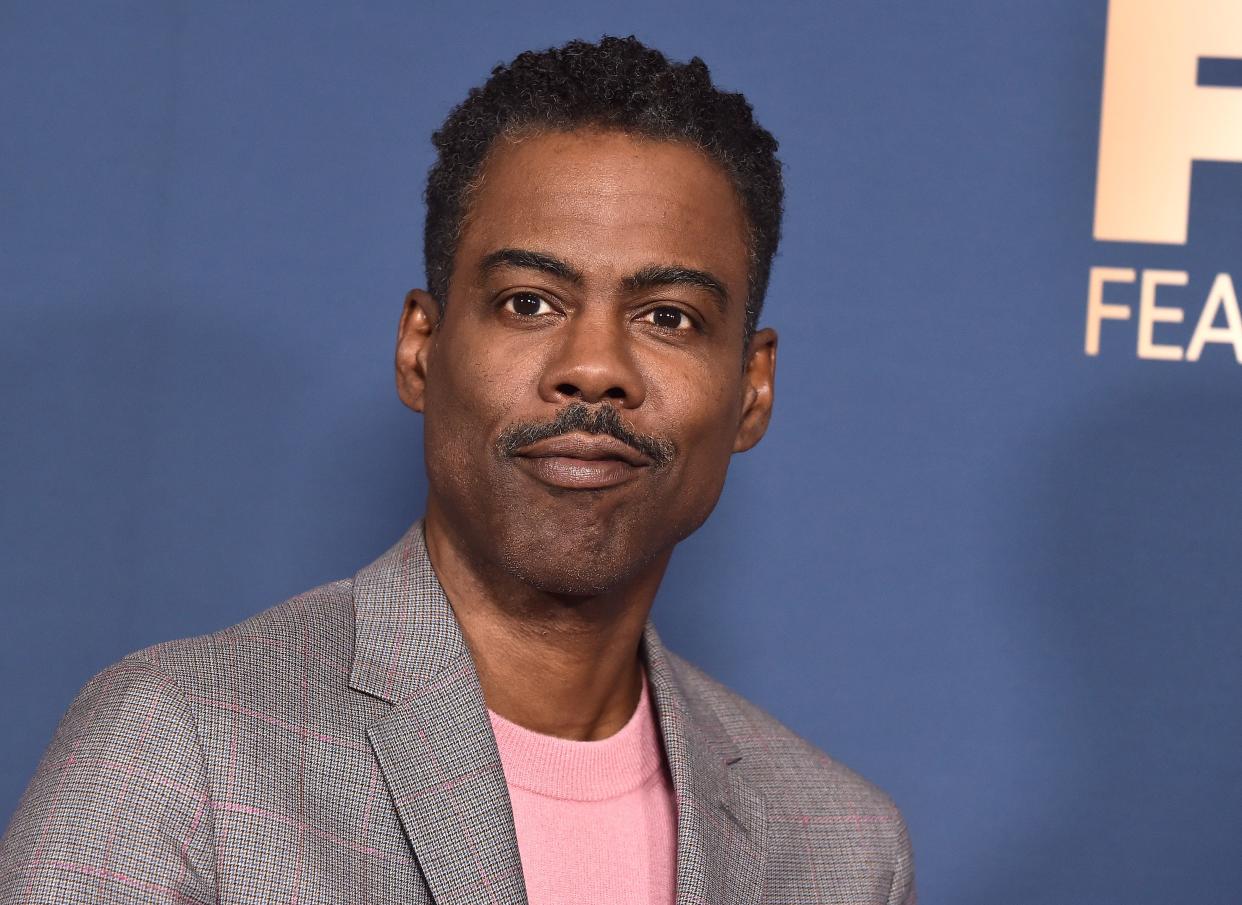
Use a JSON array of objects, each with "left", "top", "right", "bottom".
[{"left": 487, "top": 673, "right": 677, "bottom": 905}]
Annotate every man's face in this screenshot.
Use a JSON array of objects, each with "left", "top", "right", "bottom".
[{"left": 398, "top": 128, "right": 776, "bottom": 596}]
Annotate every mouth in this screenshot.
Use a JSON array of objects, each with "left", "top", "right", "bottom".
[{"left": 511, "top": 432, "right": 652, "bottom": 490}]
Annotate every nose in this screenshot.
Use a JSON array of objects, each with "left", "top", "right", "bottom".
[{"left": 538, "top": 311, "right": 646, "bottom": 409}]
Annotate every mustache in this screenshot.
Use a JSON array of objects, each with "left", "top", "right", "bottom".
[{"left": 495, "top": 402, "right": 676, "bottom": 468}]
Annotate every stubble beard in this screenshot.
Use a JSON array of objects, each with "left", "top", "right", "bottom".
[
  {"left": 489, "top": 479, "right": 674, "bottom": 598},
  {"left": 425, "top": 402, "right": 724, "bottom": 600}
]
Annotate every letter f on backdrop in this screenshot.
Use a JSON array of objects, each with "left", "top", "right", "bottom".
[{"left": 1094, "top": 0, "right": 1242, "bottom": 244}]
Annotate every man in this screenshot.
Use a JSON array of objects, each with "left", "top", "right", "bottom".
[{"left": 0, "top": 36, "right": 915, "bottom": 904}]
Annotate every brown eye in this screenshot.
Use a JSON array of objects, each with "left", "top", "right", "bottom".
[
  {"left": 504, "top": 293, "right": 551, "bottom": 316},
  {"left": 646, "top": 306, "right": 691, "bottom": 330}
]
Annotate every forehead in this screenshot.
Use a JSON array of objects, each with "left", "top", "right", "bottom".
[{"left": 453, "top": 128, "right": 750, "bottom": 296}]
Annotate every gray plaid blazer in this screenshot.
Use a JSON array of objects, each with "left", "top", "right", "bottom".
[{"left": 0, "top": 522, "right": 915, "bottom": 904}]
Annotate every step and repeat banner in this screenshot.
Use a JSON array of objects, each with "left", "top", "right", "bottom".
[{"left": 2, "top": 2, "right": 1238, "bottom": 902}]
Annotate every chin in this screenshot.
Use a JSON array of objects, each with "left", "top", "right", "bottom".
[
  {"left": 495, "top": 535, "right": 645, "bottom": 598},
  {"left": 494, "top": 500, "right": 692, "bottom": 598},
  {"left": 512, "top": 569, "right": 623, "bottom": 599}
]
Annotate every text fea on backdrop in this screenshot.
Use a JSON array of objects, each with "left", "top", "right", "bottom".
[{"left": 1088, "top": 0, "right": 1242, "bottom": 363}]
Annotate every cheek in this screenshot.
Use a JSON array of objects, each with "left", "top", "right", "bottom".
[
  {"left": 659, "top": 367, "right": 744, "bottom": 487},
  {"left": 651, "top": 406, "right": 741, "bottom": 546},
  {"left": 425, "top": 322, "right": 529, "bottom": 440},
  {"left": 657, "top": 358, "right": 744, "bottom": 441}
]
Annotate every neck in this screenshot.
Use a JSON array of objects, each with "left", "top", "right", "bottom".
[{"left": 422, "top": 504, "right": 670, "bottom": 741}]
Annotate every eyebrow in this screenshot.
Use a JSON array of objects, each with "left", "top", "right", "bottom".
[
  {"left": 622, "top": 264, "right": 729, "bottom": 313},
  {"left": 479, "top": 247, "right": 730, "bottom": 313},
  {"left": 479, "top": 248, "right": 583, "bottom": 285}
]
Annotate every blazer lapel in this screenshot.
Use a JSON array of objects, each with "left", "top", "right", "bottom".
[
  {"left": 644, "top": 625, "right": 770, "bottom": 905},
  {"left": 349, "top": 523, "right": 528, "bottom": 905},
  {"left": 347, "top": 521, "right": 767, "bottom": 905}
]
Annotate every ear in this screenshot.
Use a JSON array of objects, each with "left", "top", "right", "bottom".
[
  {"left": 395, "top": 289, "right": 442, "bottom": 413},
  {"left": 733, "top": 327, "right": 777, "bottom": 453}
]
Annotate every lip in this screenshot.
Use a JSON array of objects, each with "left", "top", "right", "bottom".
[
  {"left": 514, "top": 433, "right": 652, "bottom": 467},
  {"left": 512, "top": 432, "right": 651, "bottom": 490}
]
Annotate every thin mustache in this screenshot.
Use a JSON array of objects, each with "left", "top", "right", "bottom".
[{"left": 495, "top": 403, "right": 676, "bottom": 468}]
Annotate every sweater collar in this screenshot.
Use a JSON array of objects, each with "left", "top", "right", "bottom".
[
  {"left": 351, "top": 519, "right": 769, "bottom": 905},
  {"left": 487, "top": 669, "right": 666, "bottom": 801}
]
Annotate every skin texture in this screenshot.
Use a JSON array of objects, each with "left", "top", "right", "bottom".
[{"left": 396, "top": 128, "right": 777, "bottom": 740}]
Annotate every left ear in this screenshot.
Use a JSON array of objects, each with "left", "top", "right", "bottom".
[{"left": 733, "top": 327, "right": 777, "bottom": 452}]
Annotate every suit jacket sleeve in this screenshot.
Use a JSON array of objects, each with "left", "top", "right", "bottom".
[
  {"left": 886, "top": 808, "right": 917, "bottom": 905},
  {"left": 0, "top": 656, "right": 218, "bottom": 903}
]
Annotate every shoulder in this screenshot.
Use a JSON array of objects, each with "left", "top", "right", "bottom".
[
  {"left": 664, "top": 648, "right": 908, "bottom": 825},
  {"left": 664, "top": 651, "right": 916, "bottom": 903},
  {"left": 34, "top": 576, "right": 366, "bottom": 773},
  {"left": 14, "top": 577, "right": 367, "bottom": 813},
  {"left": 122, "top": 576, "right": 356, "bottom": 699}
]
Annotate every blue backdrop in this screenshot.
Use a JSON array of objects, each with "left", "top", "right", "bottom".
[{"left": 3, "top": 2, "right": 1240, "bottom": 902}]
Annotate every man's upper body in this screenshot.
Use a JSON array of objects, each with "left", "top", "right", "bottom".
[
  {"left": 1, "top": 36, "right": 916, "bottom": 903},
  {"left": 0, "top": 524, "right": 915, "bottom": 904}
]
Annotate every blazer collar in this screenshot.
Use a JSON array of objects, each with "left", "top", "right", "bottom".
[
  {"left": 350, "top": 521, "right": 768, "bottom": 905},
  {"left": 350, "top": 521, "right": 466, "bottom": 704},
  {"left": 643, "top": 624, "right": 770, "bottom": 905}
]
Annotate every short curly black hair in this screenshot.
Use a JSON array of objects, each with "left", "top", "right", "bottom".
[{"left": 424, "top": 35, "right": 784, "bottom": 340}]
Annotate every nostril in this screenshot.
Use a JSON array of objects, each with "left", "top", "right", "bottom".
[{"left": 551, "top": 382, "right": 629, "bottom": 403}]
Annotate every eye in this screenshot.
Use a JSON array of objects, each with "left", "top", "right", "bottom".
[
  {"left": 643, "top": 306, "right": 693, "bottom": 331},
  {"left": 503, "top": 292, "right": 553, "bottom": 316}
]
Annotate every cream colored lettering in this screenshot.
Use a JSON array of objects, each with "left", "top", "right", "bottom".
[
  {"left": 1085, "top": 267, "right": 1242, "bottom": 363},
  {"left": 1085, "top": 266, "right": 1135, "bottom": 356},
  {"left": 1137, "top": 269, "right": 1187, "bottom": 361},
  {"left": 1187, "top": 272, "right": 1242, "bottom": 362},
  {"left": 1094, "top": 0, "right": 1242, "bottom": 244}
]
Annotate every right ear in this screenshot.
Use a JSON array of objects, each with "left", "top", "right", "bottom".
[{"left": 395, "top": 289, "right": 442, "bottom": 413}]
